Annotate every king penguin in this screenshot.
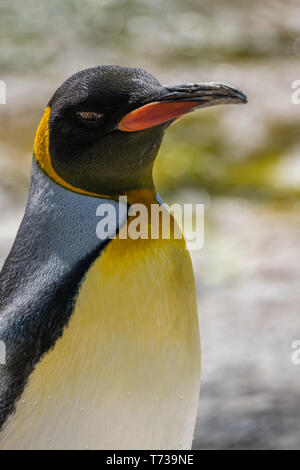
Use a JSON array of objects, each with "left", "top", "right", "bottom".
[{"left": 0, "top": 66, "right": 247, "bottom": 450}]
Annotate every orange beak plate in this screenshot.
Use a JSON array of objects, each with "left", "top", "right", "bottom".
[{"left": 118, "top": 100, "right": 199, "bottom": 132}]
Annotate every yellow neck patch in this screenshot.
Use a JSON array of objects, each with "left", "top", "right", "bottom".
[{"left": 33, "top": 106, "right": 117, "bottom": 200}]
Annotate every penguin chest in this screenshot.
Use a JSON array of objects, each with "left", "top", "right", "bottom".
[{"left": 0, "top": 232, "right": 200, "bottom": 450}]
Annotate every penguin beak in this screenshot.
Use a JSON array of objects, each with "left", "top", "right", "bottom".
[{"left": 118, "top": 82, "right": 247, "bottom": 132}]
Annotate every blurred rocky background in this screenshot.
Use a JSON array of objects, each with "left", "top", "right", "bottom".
[{"left": 0, "top": 0, "right": 300, "bottom": 449}]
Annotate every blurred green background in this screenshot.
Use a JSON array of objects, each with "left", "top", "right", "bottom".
[{"left": 1, "top": 0, "right": 300, "bottom": 449}]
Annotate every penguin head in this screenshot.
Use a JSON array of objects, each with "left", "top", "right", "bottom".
[{"left": 34, "top": 65, "right": 247, "bottom": 197}]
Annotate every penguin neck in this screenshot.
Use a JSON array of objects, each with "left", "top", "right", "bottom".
[
  {"left": 47, "top": 155, "right": 157, "bottom": 203},
  {"left": 85, "top": 168, "right": 156, "bottom": 202}
]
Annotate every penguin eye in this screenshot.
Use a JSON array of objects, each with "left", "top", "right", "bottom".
[
  {"left": 76, "top": 111, "right": 104, "bottom": 127},
  {"left": 77, "top": 111, "right": 103, "bottom": 121}
]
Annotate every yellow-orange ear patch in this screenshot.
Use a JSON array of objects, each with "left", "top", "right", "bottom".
[{"left": 34, "top": 106, "right": 52, "bottom": 176}]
